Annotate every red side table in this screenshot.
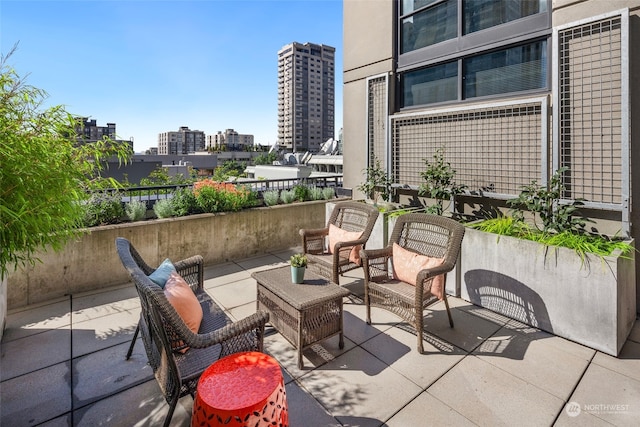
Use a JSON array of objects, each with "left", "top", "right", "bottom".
[{"left": 191, "top": 351, "right": 288, "bottom": 427}]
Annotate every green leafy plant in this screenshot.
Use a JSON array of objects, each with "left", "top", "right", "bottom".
[
  {"left": 356, "top": 156, "right": 394, "bottom": 204},
  {"left": 309, "top": 186, "right": 324, "bottom": 201},
  {"left": 170, "top": 187, "right": 201, "bottom": 217},
  {"left": 153, "top": 199, "right": 175, "bottom": 218},
  {"left": 293, "top": 184, "right": 311, "bottom": 202},
  {"left": 290, "top": 253, "right": 308, "bottom": 268},
  {"left": 82, "top": 192, "right": 125, "bottom": 227},
  {"left": 322, "top": 187, "right": 335, "bottom": 200},
  {"left": 125, "top": 200, "right": 147, "bottom": 222},
  {"left": 418, "top": 148, "right": 466, "bottom": 215},
  {"left": 280, "top": 189, "right": 296, "bottom": 204},
  {"left": 507, "top": 167, "right": 590, "bottom": 234},
  {"left": 468, "top": 215, "right": 633, "bottom": 260},
  {"left": 0, "top": 46, "right": 132, "bottom": 278},
  {"left": 263, "top": 190, "right": 280, "bottom": 206}
]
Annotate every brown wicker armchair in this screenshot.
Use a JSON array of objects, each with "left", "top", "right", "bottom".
[
  {"left": 360, "top": 213, "right": 465, "bottom": 353},
  {"left": 300, "top": 200, "right": 379, "bottom": 285},
  {"left": 115, "top": 237, "right": 269, "bottom": 427}
]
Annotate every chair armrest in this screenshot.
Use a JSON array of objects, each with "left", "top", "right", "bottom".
[
  {"left": 361, "top": 246, "right": 393, "bottom": 282},
  {"left": 415, "top": 263, "right": 455, "bottom": 296},
  {"left": 300, "top": 227, "right": 329, "bottom": 254},
  {"left": 299, "top": 227, "right": 329, "bottom": 238},
  {"left": 185, "top": 310, "right": 270, "bottom": 351},
  {"left": 173, "top": 255, "right": 204, "bottom": 292}
]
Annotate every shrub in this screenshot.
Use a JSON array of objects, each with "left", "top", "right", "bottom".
[
  {"left": 171, "top": 187, "right": 201, "bottom": 217},
  {"left": 83, "top": 192, "right": 124, "bottom": 227},
  {"left": 418, "top": 148, "right": 466, "bottom": 215},
  {"left": 125, "top": 200, "right": 147, "bottom": 222},
  {"left": 322, "top": 187, "right": 335, "bottom": 200},
  {"left": 356, "top": 155, "right": 394, "bottom": 204},
  {"left": 263, "top": 190, "right": 280, "bottom": 206},
  {"left": 309, "top": 186, "right": 324, "bottom": 201},
  {"left": 280, "top": 189, "right": 296, "bottom": 204},
  {"left": 153, "top": 198, "right": 175, "bottom": 218},
  {"left": 193, "top": 179, "right": 256, "bottom": 213},
  {"left": 292, "top": 184, "right": 311, "bottom": 202}
]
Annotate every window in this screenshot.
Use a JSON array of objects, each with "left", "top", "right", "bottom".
[
  {"left": 463, "top": 40, "right": 547, "bottom": 98},
  {"left": 464, "top": 0, "right": 548, "bottom": 35},
  {"left": 402, "top": 0, "right": 457, "bottom": 53},
  {"left": 402, "top": 61, "right": 457, "bottom": 107},
  {"left": 398, "top": 0, "right": 550, "bottom": 108}
]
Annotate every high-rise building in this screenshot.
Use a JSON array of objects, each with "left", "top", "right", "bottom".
[
  {"left": 157, "top": 126, "right": 205, "bottom": 155},
  {"left": 278, "top": 42, "right": 335, "bottom": 153}
]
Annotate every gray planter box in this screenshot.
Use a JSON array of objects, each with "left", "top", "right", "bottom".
[{"left": 459, "top": 228, "right": 636, "bottom": 356}]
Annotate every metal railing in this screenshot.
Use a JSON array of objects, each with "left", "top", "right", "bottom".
[{"left": 91, "top": 174, "right": 344, "bottom": 209}]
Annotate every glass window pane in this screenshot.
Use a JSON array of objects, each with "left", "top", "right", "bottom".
[
  {"left": 464, "top": 0, "right": 548, "bottom": 35},
  {"left": 402, "top": 0, "right": 439, "bottom": 15},
  {"left": 402, "top": 62, "right": 458, "bottom": 107},
  {"left": 402, "top": 0, "right": 457, "bottom": 53},
  {"left": 463, "top": 40, "right": 547, "bottom": 98}
]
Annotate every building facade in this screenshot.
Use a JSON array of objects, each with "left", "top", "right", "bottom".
[
  {"left": 207, "top": 129, "right": 254, "bottom": 151},
  {"left": 74, "top": 117, "right": 116, "bottom": 142},
  {"left": 278, "top": 42, "right": 336, "bottom": 153},
  {"left": 157, "top": 126, "right": 206, "bottom": 155},
  {"left": 343, "top": 0, "right": 640, "bottom": 305}
]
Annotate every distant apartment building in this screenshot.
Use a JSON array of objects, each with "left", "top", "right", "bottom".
[
  {"left": 207, "top": 129, "right": 254, "bottom": 151},
  {"left": 277, "top": 42, "right": 335, "bottom": 153},
  {"left": 157, "top": 126, "right": 205, "bottom": 155},
  {"left": 74, "top": 117, "right": 116, "bottom": 142},
  {"left": 73, "top": 117, "right": 133, "bottom": 150}
]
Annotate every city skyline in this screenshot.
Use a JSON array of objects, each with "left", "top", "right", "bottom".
[{"left": 1, "top": 0, "right": 343, "bottom": 153}]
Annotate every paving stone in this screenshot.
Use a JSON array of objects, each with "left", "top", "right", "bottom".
[
  {"left": 0, "top": 361, "right": 71, "bottom": 426},
  {"left": 1, "top": 327, "right": 70, "bottom": 381},
  {"left": 427, "top": 355, "right": 564, "bottom": 427},
  {"left": 563, "top": 362, "right": 640, "bottom": 426}
]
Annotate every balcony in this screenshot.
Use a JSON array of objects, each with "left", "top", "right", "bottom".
[{"left": 1, "top": 203, "right": 640, "bottom": 425}]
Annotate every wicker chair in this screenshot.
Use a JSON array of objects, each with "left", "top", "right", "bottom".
[
  {"left": 360, "top": 213, "right": 465, "bottom": 353},
  {"left": 300, "top": 200, "right": 379, "bottom": 285},
  {"left": 115, "top": 237, "right": 269, "bottom": 427}
]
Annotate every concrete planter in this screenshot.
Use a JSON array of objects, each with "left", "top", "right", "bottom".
[
  {"left": 460, "top": 228, "right": 636, "bottom": 356},
  {"left": 6, "top": 200, "right": 330, "bottom": 310}
]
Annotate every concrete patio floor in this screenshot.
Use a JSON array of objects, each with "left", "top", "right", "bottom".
[{"left": 2, "top": 248, "right": 640, "bottom": 426}]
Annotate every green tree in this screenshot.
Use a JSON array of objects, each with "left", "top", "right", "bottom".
[{"left": 0, "top": 47, "right": 132, "bottom": 278}]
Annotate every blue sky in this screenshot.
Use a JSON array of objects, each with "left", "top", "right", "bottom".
[{"left": 1, "top": 0, "right": 343, "bottom": 152}]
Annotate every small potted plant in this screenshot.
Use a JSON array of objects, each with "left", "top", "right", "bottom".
[{"left": 290, "top": 253, "right": 308, "bottom": 284}]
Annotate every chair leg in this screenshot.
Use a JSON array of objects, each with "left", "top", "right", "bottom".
[
  {"left": 443, "top": 296, "right": 454, "bottom": 328},
  {"left": 163, "top": 394, "right": 180, "bottom": 427},
  {"left": 417, "top": 310, "right": 425, "bottom": 354},
  {"left": 126, "top": 323, "right": 140, "bottom": 360}
]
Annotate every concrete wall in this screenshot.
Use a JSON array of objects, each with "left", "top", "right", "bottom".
[{"left": 6, "top": 200, "right": 333, "bottom": 309}]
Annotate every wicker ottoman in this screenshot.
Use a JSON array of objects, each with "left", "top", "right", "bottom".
[{"left": 252, "top": 266, "right": 350, "bottom": 369}]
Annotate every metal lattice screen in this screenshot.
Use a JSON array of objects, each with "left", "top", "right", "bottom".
[
  {"left": 556, "top": 15, "right": 625, "bottom": 206},
  {"left": 367, "top": 75, "right": 388, "bottom": 168},
  {"left": 390, "top": 99, "right": 546, "bottom": 197}
]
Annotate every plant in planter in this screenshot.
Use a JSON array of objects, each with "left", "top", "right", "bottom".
[
  {"left": 0, "top": 47, "right": 131, "bottom": 337},
  {"left": 356, "top": 155, "right": 394, "bottom": 209},
  {"left": 418, "top": 148, "right": 466, "bottom": 216},
  {"left": 290, "top": 253, "right": 308, "bottom": 284},
  {"left": 461, "top": 167, "right": 635, "bottom": 356}
]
